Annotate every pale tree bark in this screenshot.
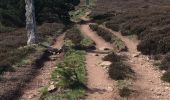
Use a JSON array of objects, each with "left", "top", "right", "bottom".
[
  {"left": 25, "top": 0, "right": 36, "bottom": 45},
  {"left": 86, "top": 0, "right": 90, "bottom": 5}
]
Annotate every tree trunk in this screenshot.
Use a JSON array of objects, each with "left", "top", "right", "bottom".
[
  {"left": 25, "top": 0, "right": 36, "bottom": 45},
  {"left": 86, "top": 0, "right": 90, "bottom": 5}
]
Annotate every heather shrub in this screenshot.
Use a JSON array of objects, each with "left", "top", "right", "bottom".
[
  {"left": 117, "top": 80, "right": 131, "bottom": 97},
  {"left": 161, "top": 71, "right": 170, "bottom": 83},
  {"left": 0, "top": 23, "right": 64, "bottom": 74},
  {"left": 105, "top": 22, "right": 119, "bottom": 31},
  {"left": 160, "top": 53, "right": 170, "bottom": 70},
  {"left": 137, "top": 33, "right": 170, "bottom": 54},
  {"left": 89, "top": 24, "right": 98, "bottom": 31},
  {"left": 52, "top": 50, "right": 86, "bottom": 87},
  {"left": 104, "top": 52, "right": 134, "bottom": 80},
  {"left": 89, "top": 24, "right": 112, "bottom": 42},
  {"left": 103, "top": 52, "right": 121, "bottom": 62},
  {"left": 109, "top": 62, "right": 134, "bottom": 80},
  {"left": 65, "top": 27, "right": 83, "bottom": 45},
  {"left": 90, "top": 24, "right": 127, "bottom": 51}
]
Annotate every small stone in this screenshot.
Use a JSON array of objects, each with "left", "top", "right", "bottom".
[
  {"left": 165, "top": 87, "right": 169, "bottom": 90},
  {"left": 150, "top": 88, "right": 154, "bottom": 91},
  {"left": 48, "top": 85, "right": 56, "bottom": 92},
  {"left": 107, "top": 86, "right": 113, "bottom": 91},
  {"left": 149, "top": 80, "right": 153, "bottom": 83},
  {"left": 100, "top": 61, "right": 112, "bottom": 68},
  {"left": 132, "top": 53, "right": 140, "bottom": 57},
  {"left": 162, "top": 70, "right": 166, "bottom": 74},
  {"left": 146, "top": 57, "right": 150, "bottom": 61}
]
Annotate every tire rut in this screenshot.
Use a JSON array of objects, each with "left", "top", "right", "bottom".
[
  {"left": 20, "top": 34, "right": 65, "bottom": 100},
  {"left": 103, "top": 26, "right": 170, "bottom": 100},
  {"left": 80, "top": 24, "right": 120, "bottom": 100}
]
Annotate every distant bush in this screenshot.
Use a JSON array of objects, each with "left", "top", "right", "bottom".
[{"left": 91, "top": 13, "right": 114, "bottom": 24}]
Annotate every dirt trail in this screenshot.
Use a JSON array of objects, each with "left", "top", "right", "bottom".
[
  {"left": 103, "top": 27, "right": 170, "bottom": 100},
  {"left": 80, "top": 24, "right": 113, "bottom": 50},
  {"left": 80, "top": 24, "right": 120, "bottom": 100},
  {"left": 20, "top": 34, "right": 65, "bottom": 100}
]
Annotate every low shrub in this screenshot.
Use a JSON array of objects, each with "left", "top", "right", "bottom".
[
  {"left": 65, "top": 26, "right": 84, "bottom": 45},
  {"left": 105, "top": 22, "right": 119, "bottom": 31},
  {"left": 89, "top": 24, "right": 98, "bottom": 31},
  {"left": 117, "top": 80, "right": 131, "bottom": 97},
  {"left": 161, "top": 71, "right": 170, "bottom": 83},
  {"left": 104, "top": 52, "right": 134, "bottom": 80},
  {"left": 103, "top": 52, "right": 121, "bottom": 62},
  {"left": 47, "top": 48, "right": 86, "bottom": 99},
  {"left": 137, "top": 33, "right": 170, "bottom": 55},
  {"left": 0, "top": 46, "right": 36, "bottom": 74},
  {"left": 109, "top": 62, "right": 134, "bottom": 80},
  {"left": 42, "top": 23, "right": 90, "bottom": 99},
  {"left": 65, "top": 26, "right": 95, "bottom": 50},
  {"left": 91, "top": 13, "right": 113, "bottom": 24},
  {"left": 90, "top": 24, "right": 127, "bottom": 51},
  {"left": 52, "top": 50, "right": 86, "bottom": 88},
  {"left": 160, "top": 53, "right": 170, "bottom": 70},
  {"left": 80, "top": 37, "right": 95, "bottom": 50},
  {"left": 89, "top": 24, "right": 112, "bottom": 42}
]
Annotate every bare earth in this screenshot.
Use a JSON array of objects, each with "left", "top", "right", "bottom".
[
  {"left": 20, "top": 18, "right": 170, "bottom": 100},
  {"left": 80, "top": 24, "right": 120, "bottom": 100},
  {"left": 80, "top": 24, "right": 113, "bottom": 50},
  {"left": 20, "top": 34, "right": 65, "bottom": 100},
  {"left": 104, "top": 27, "right": 170, "bottom": 100}
]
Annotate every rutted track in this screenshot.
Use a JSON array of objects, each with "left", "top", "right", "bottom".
[
  {"left": 80, "top": 24, "right": 120, "bottom": 100},
  {"left": 20, "top": 34, "right": 65, "bottom": 100},
  {"left": 103, "top": 26, "right": 170, "bottom": 100}
]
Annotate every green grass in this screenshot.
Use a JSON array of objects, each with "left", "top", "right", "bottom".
[
  {"left": 80, "top": 37, "right": 94, "bottom": 47},
  {"left": 43, "top": 88, "right": 85, "bottom": 100},
  {"left": 42, "top": 49, "right": 86, "bottom": 100},
  {"left": 69, "top": 7, "right": 89, "bottom": 22},
  {"left": 117, "top": 80, "right": 131, "bottom": 98},
  {"left": 111, "top": 35, "right": 127, "bottom": 52},
  {"left": 51, "top": 50, "right": 86, "bottom": 87},
  {"left": 42, "top": 30, "right": 88, "bottom": 99}
]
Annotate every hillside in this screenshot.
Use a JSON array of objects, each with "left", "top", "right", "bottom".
[{"left": 0, "top": 0, "right": 170, "bottom": 100}]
